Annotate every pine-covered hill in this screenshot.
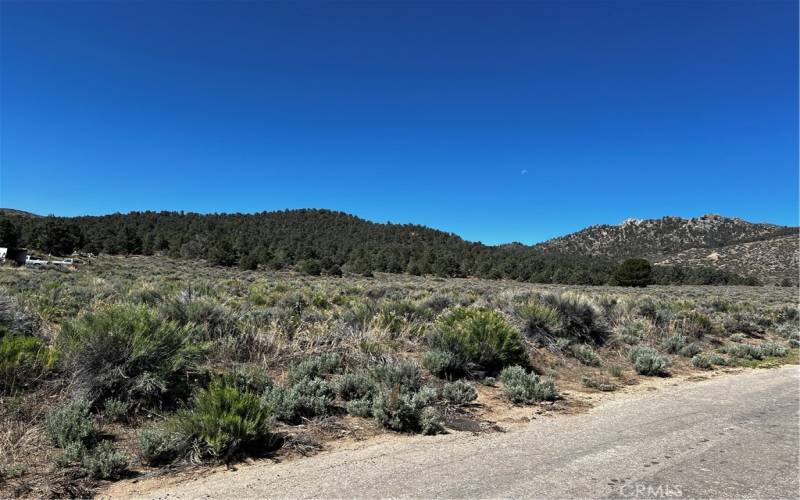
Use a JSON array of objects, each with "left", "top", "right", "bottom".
[{"left": 0, "top": 209, "right": 766, "bottom": 285}]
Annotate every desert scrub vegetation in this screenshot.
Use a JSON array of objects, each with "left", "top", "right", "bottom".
[
  {"left": 628, "top": 347, "right": 671, "bottom": 376},
  {"left": 499, "top": 366, "right": 558, "bottom": 404},
  {"left": 57, "top": 303, "right": 204, "bottom": 411},
  {"left": 0, "top": 255, "right": 797, "bottom": 496},
  {"left": 426, "top": 307, "right": 527, "bottom": 377}
]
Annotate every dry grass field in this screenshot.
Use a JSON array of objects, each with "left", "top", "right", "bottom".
[{"left": 1, "top": 256, "right": 797, "bottom": 497}]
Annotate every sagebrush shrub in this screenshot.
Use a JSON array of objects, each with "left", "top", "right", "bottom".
[
  {"left": 419, "top": 407, "right": 445, "bottom": 435},
  {"left": 369, "top": 360, "right": 422, "bottom": 393},
  {"left": 422, "top": 350, "right": 460, "bottom": 378},
  {"left": 345, "top": 398, "right": 372, "bottom": 417},
  {"left": 44, "top": 399, "right": 97, "bottom": 448},
  {"left": 138, "top": 426, "right": 184, "bottom": 466},
  {"left": 80, "top": 440, "right": 129, "bottom": 479},
  {"left": 539, "top": 293, "right": 607, "bottom": 344},
  {"left": 515, "top": 301, "right": 559, "bottom": 337},
  {"left": 613, "top": 318, "right": 651, "bottom": 345},
  {"left": 160, "top": 296, "right": 240, "bottom": 341},
  {"left": 441, "top": 380, "right": 477, "bottom": 405},
  {"left": 371, "top": 389, "right": 421, "bottom": 432},
  {"left": 286, "top": 353, "right": 342, "bottom": 385},
  {"left": 679, "top": 343, "right": 701, "bottom": 358},
  {"left": 691, "top": 354, "right": 712, "bottom": 370},
  {"left": 428, "top": 307, "right": 527, "bottom": 376},
  {"left": 758, "top": 342, "right": 789, "bottom": 358},
  {"left": 662, "top": 334, "right": 686, "bottom": 354},
  {"left": 568, "top": 343, "right": 601, "bottom": 367},
  {"left": 102, "top": 398, "right": 131, "bottom": 423},
  {"left": 720, "top": 343, "right": 763, "bottom": 360},
  {"left": 499, "top": 365, "right": 557, "bottom": 404},
  {"left": 628, "top": 347, "right": 670, "bottom": 376},
  {"left": 264, "top": 378, "right": 335, "bottom": 424},
  {"left": 336, "top": 371, "right": 375, "bottom": 402},
  {"left": 0, "top": 291, "right": 41, "bottom": 337},
  {"left": 58, "top": 304, "right": 203, "bottom": 410}
]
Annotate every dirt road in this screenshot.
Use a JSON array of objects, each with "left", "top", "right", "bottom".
[{"left": 109, "top": 366, "right": 799, "bottom": 499}]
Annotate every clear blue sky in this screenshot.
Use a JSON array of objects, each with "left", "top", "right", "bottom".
[{"left": 1, "top": 1, "right": 797, "bottom": 244}]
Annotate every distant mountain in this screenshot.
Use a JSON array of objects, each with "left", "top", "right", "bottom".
[
  {"left": 0, "top": 208, "right": 40, "bottom": 218},
  {"left": 656, "top": 234, "right": 799, "bottom": 284},
  {"left": 533, "top": 214, "right": 798, "bottom": 284}
]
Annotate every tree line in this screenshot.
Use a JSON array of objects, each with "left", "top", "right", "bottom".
[{"left": 0, "top": 210, "right": 760, "bottom": 286}]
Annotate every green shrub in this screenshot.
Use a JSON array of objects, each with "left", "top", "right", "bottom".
[
  {"left": 231, "top": 364, "right": 274, "bottom": 394},
  {"left": 708, "top": 354, "right": 727, "bottom": 366},
  {"left": 171, "top": 379, "right": 273, "bottom": 460},
  {"left": 263, "top": 378, "right": 336, "bottom": 424},
  {"left": 613, "top": 320, "right": 648, "bottom": 345},
  {"left": 80, "top": 440, "right": 129, "bottom": 479},
  {"left": 758, "top": 342, "right": 789, "bottom": 358},
  {"left": 286, "top": 353, "right": 341, "bottom": 385},
  {"left": 44, "top": 399, "right": 97, "bottom": 448},
  {"left": 662, "top": 334, "right": 686, "bottom": 354},
  {"left": 499, "top": 365, "right": 557, "bottom": 404},
  {"left": 568, "top": 343, "right": 601, "bottom": 366},
  {"left": 58, "top": 304, "right": 203, "bottom": 410},
  {"left": 428, "top": 307, "right": 527, "bottom": 376},
  {"left": 345, "top": 398, "right": 372, "bottom": 418},
  {"left": 371, "top": 386, "right": 439, "bottom": 433},
  {"left": 0, "top": 292, "right": 41, "bottom": 337},
  {"left": 515, "top": 301, "right": 559, "bottom": 337},
  {"left": 691, "top": 354, "right": 712, "bottom": 370},
  {"left": 138, "top": 425, "right": 185, "bottom": 466},
  {"left": 422, "top": 350, "right": 462, "bottom": 379},
  {"left": 679, "top": 312, "right": 715, "bottom": 338},
  {"left": 369, "top": 360, "right": 422, "bottom": 393},
  {"left": 441, "top": 380, "right": 478, "bottom": 405},
  {"left": 371, "top": 389, "right": 419, "bottom": 432},
  {"left": 679, "top": 343, "right": 701, "bottom": 358},
  {"left": 160, "top": 297, "right": 239, "bottom": 341},
  {"left": 540, "top": 293, "right": 607, "bottom": 344},
  {"left": 102, "top": 398, "right": 131, "bottom": 423},
  {"left": 419, "top": 407, "right": 445, "bottom": 435},
  {"left": 55, "top": 441, "right": 85, "bottom": 468},
  {"left": 336, "top": 371, "right": 375, "bottom": 402},
  {"left": 0, "top": 335, "right": 57, "bottom": 394},
  {"left": 628, "top": 347, "right": 670, "bottom": 376},
  {"left": 728, "top": 333, "right": 746, "bottom": 343},
  {"left": 720, "top": 343, "right": 763, "bottom": 360}
]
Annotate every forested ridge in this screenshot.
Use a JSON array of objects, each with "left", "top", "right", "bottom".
[{"left": 0, "top": 209, "right": 760, "bottom": 285}]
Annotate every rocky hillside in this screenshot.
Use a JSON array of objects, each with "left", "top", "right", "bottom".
[
  {"left": 656, "top": 234, "right": 799, "bottom": 284},
  {"left": 535, "top": 214, "right": 790, "bottom": 257},
  {"left": 534, "top": 214, "right": 798, "bottom": 284}
]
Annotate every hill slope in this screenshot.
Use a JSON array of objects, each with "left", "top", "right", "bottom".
[
  {"left": 533, "top": 214, "right": 791, "bottom": 258},
  {"left": 533, "top": 214, "right": 798, "bottom": 284},
  {"left": 0, "top": 209, "right": 790, "bottom": 285},
  {"left": 655, "top": 234, "right": 799, "bottom": 284}
]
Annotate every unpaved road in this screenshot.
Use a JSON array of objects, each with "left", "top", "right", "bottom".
[{"left": 112, "top": 366, "right": 799, "bottom": 499}]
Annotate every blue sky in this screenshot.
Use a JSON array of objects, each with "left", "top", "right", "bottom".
[{"left": 1, "top": 1, "right": 797, "bottom": 244}]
